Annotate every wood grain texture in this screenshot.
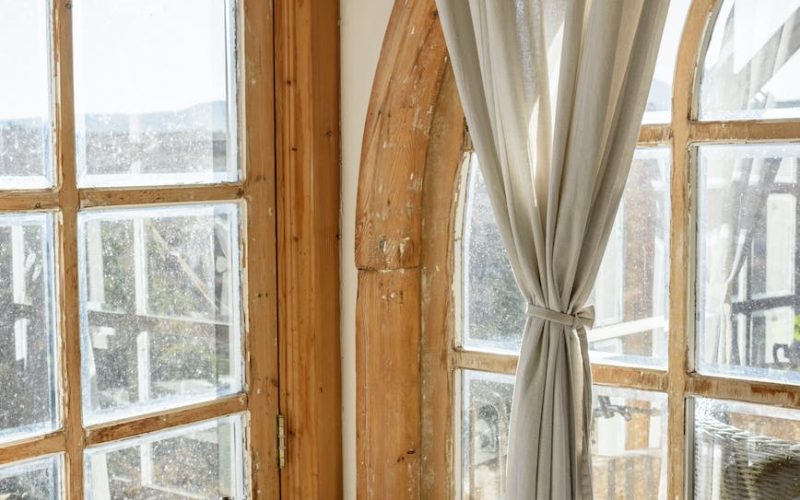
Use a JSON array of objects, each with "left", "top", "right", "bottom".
[
  {"left": 669, "top": 1, "right": 717, "bottom": 498},
  {"left": 275, "top": 0, "right": 343, "bottom": 498},
  {"left": 357, "top": 268, "right": 422, "bottom": 500},
  {"left": 53, "top": 1, "right": 84, "bottom": 496},
  {"left": 419, "top": 67, "right": 465, "bottom": 500},
  {"left": 241, "top": 0, "right": 281, "bottom": 497},
  {"left": 354, "top": 0, "right": 449, "bottom": 272}
]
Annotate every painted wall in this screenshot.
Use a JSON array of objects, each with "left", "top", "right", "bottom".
[{"left": 340, "top": 0, "right": 394, "bottom": 498}]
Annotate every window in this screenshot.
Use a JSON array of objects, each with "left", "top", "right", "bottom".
[
  {"left": 452, "top": 1, "right": 800, "bottom": 499},
  {"left": 0, "top": 0, "right": 278, "bottom": 497}
]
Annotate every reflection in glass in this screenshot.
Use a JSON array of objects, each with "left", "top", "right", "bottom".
[
  {"left": 697, "top": 144, "right": 800, "bottom": 385},
  {"left": 461, "top": 150, "right": 670, "bottom": 370},
  {"left": 589, "top": 148, "right": 670, "bottom": 368},
  {"left": 458, "top": 371, "right": 668, "bottom": 500},
  {"left": 0, "top": 455, "right": 62, "bottom": 500},
  {"left": 0, "top": 212, "right": 59, "bottom": 443},
  {"left": 0, "top": 0, "right": 53, "bottom": 188},
  {"left": 78, "top": 204, "right": 243, "bottom": 424},
  {"left": 693, "top": 398, "right": 800, "bottom": 499},
  {"left": 72, "top": 0, "right": 237, "bottom": 187},
  {"left": 643, "top": 0, "right": 691, "bottom": 124},
  {"left": 699, "top": 0, "right": 800, "bottom": 120},
  {"left": 85, "top": 415, "right": 245, "bottom": 500}
]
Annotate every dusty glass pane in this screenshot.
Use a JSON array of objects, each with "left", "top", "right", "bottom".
[
  {"left": 85, "top": 414, "right": 245, "bottom": 500},
  {"left": 589, "top": 148, "right": 670, "bottom": 368},
  {"left": 0, "top": 455, "right": 63, "bottom": 500},
  {"left": 78, "top": 204, "right": 243, "bottom": 424},
  {"left": 693, "top": 398, "right": 800, "bottom": 499},
  {"left": 72, "top": 0, "right": 237, "bottom": 187},
  {"left": 0, "top": 0, "right": 53, "bottom": 189},
  {"left": 459, "top": 371, "right": 668, "bottom": 500},
  {"left": 697, "top": 144, "right": 800, "bottom": 385},
  {"left": 642, "top": 0, "right": 691, "bottom": 124},
  {"left": 461, "top": 155, "right": 526, "bottom": 353},
  {"left": 699, "top": 0, "right": 800, "bottom": 120},
  {"left": 462, "top": 149, "right": 670, "bottom": 368},
  {"left": 0, "top": 212, "right": 59, "bottom": 443}
]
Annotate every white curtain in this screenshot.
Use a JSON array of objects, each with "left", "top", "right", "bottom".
[{"left": 436, "top": 1, "right": 668, "bottom": 498}]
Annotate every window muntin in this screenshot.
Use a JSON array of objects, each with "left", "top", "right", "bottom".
[
  {"left": 0, "top": 0, "right": 54, "bottom": 189},
  {"left": 0, "top": 212, "right": 59, "bottom": 444},
  {"left": 72, "top": 0, "right": 238, "bottom": 188},
  {"left": 699, "top": 0, "right": 800, "bottom": 121}
]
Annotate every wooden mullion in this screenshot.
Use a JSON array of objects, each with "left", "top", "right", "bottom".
[
  {"left": 638, "top": 124, "right": 672, "bottom": 146},
  {"left": 241, "top": 0, "right": 280, "bottom": 497},
  {"left": 0, "top": 433, "right": 66, "bottom": 465},
  {"left": 686, "top": 373, "right": 800, "bottom": 409},
  {"left": 0, "top": 192, "right": 60, "bottom": 211},
  {"left": 689, "top": 119, "right": 800, "bottom": 143},
  {"left": 669, "top": 1, "right": 718, "bottom": 499},
  {"left": 84, "top": 394, "right": 248, "bottom": 446},
  {"left": 53, "top": 0, "right": 84, "bottom": 497},
  {"left": 78, "top": 183, "right": 243, "bottom": 209}
]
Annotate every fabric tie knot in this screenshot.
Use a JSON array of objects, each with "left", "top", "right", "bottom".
[{"left": 526, "top": 303, "right": 595, "bottom": 330}]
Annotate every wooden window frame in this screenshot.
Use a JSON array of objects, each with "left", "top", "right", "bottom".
[
  {"left": 355, "top": 1, "right": 800, "bottom": 499},
  {"left": 0, "top": 0, "right": 341, "bottom": 498}
]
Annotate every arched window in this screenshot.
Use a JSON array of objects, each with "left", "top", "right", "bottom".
[
  {"left": 354, "top": 1, "right": 800, "bottom": 498},
  {"left": 453, "top": 1, "right": 800, "bottom": 499}
]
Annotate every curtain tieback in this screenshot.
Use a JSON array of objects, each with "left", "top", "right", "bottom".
[{"left": 526, "top": 304, "right": 595, "bottom": 330}]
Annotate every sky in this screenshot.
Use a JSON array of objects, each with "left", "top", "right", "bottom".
[{"left": 0, "top": 0, "right": 230, "bottom": 120}]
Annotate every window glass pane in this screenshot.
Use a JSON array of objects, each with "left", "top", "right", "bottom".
[
  {"left": 643, "top": 0, "right": 691, "bottom": 124},
  {"left": 693, "top": 398, "right": 800, "bottom": 499},
  {"left": 72, "top": 0, "right": 237, "bottom": 188},
  {"left": 0, "top": 454, "right": 63, "bottom": 499},
  {"left": 0, "top": 0, "right": 53, "bottom": 189},
  {"left": 458, "top": 370, "right": 668, "bottom": 500},
  {"left": 699, "top": 0, "right": 800, "bottom": 120},
  {"left": 461, "top": 150, "right": 670, "bottom": 369},
  {"left": 697, "top": 144, "right": 800, "bottom": 385},
  {"left": 78, "top": 203, "right": 243, "bottom": 424},
  {"left": 0, "top": 212, "right": 59, "bottom": 442},
  {"left": 589, "top": 148, "right": 670, "bottom": 368},
  {"left": 85, "top": 414, "right": 245, "bottom": 499},
  {"left": 461, "top": 155, "right": 526, "bottom": 353}
]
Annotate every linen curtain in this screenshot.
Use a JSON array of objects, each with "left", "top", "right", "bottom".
[{"left": 436, "top": 1, "right": 668, "bottom": 498}]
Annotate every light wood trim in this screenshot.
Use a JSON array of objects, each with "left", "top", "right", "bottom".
[
  {"left": 357, "top": 268, "right": 423, "bottom": 499},
  {"left": 0, "top": 433, "right": 66, "bottom": 465},
  {"left": 669, "top": 1, "right": 717, "bottom": 498},
  {"left": 686, "top": 374, "right": 800, "bottom": 409},
  {"left": 0, "top": 191, "right": 60, "bottom": 211},
  {"left": 52, "top": 0, "right": 84, "bottom": 496},
  {"left": 355, "top": 0, "right": 448, "bottom": 498},
  {"left": 275, "top": 0, "right": 342, "bottom": 498},
  {"left": 689, "top": 119, "right": 800, "bottom": 143},
  {"left": 419, "top": 66, "right": 465, "bottom": 500},
  {"left": 241, "top": 0, "right": 281, "bottom": 497},
  {"left": 84, "top": 395, "right": 248, "bottom": 446},
  {"left": 78, "top": 184, "right": 243, "bottom": 208},
  {"left": 354, "top": 0, "right": 450, "bottom": 272},
  {"left": 638, "top": 124, "right": 672, "bottom": 145}
]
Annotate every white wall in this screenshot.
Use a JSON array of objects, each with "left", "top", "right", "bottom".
[{"left": 340, "top": 0, "right": 394, "bottom": 498}]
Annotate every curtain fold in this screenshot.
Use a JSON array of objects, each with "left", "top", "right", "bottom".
[{"left": 436, "top": 1, "right": 668, "bottom": 497}]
